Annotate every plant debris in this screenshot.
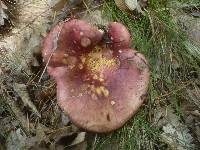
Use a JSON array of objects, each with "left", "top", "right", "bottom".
[
  {"left": 155, "top": 107, "right": 195, "bottom": 150},
  {"left": 0, "top": 0, "right": 17, "bottom": 35},
  {"left": 0, "top": 0, "right": 8, "bottom": 25},
  {"left": 0, "top": 0, "right": 200, "bottom": 149},
  {"left": 114, "top": 0, "right": 148, "bottom": 14},
  {"left": 13, "top": 83, "right": 41, "bottom": 117}
]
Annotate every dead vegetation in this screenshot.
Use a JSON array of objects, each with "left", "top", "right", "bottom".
[{"left": 0, "top": 0, "right": 200, "bottom": 149}]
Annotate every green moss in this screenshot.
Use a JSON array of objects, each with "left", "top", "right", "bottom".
[{"left": 92, "top": 0, "right": 200, "bottom": 149}]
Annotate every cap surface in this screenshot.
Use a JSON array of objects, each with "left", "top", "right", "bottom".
[{"left": 42, "top": 19, "right": 150, "bottom": 132}]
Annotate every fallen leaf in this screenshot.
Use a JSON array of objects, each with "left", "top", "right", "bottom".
[
  {"left": 48, "top": 0, "right": 69, "bottom": 11},
  {"left": 6, "top": 128, "right": 28, "bottom": 150},
  {"left": 69, "top": 132, "right": 86, "bottom": 146},
  {"left": 156, "top": 107, "right": 195, "bottom": 150},
  {"left": 125, "top": 0, "right": 138, "bottom": 11},
  {"left": 0, "top": 0, "right": 8, "bottom": 25},
  {"left": 191, "top": 12, "right": 200, "bottom": 18},
  {"left": 13, "top": 83, "right": 41, "bottom": 117},
  {"left": 114, "top": 0, "right": 147, "bottom": 14}
]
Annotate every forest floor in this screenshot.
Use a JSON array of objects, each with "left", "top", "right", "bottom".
[{"left": 0, "top": 0, "right": 200, "bottom": 150}]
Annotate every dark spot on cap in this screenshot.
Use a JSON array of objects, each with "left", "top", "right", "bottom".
[{"left": 107, "top": 114, "right": 111, "bottom": 121}]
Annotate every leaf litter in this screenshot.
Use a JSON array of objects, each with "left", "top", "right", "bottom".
[{"left": 0, "top": 0, "right": 200, "bottom": 149}]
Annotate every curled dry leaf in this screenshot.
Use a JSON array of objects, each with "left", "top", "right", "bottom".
[
  {"left": 1, "top": 86, "right": 34, "bottom": 134},
  {"left": 154, "top": 107, "right": 195, "bottom": 149},
  {"left": 0, "top": 0, "right": 8, "bottom": 25},
  {"left": 13, "top": 83, "right": 41, "bottom": 117},
  {"left": 0, "top": 0, "right": 53, "bottom": 75},
  {"left": 6, "top": 129, "right": 27, "bottom": 150},
  {"left": 47, "top": 0, "right": 69, "bottom": 10},
  {"left": 114, "top": 0, "right": 148, "bottom": 14},
  {"left": 125, "top": 0, "right": 138, "bottom": 11},
  {"left": 69, "top": 132, "right": 86, "bottom": 147},
  {"left": 47, "top": 126, "right": 84, "bottom": 149},
  {"left": 50, "top": 131, "right": 87, "bottom": 150}
]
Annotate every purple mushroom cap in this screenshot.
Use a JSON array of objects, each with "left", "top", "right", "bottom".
[{"left": 42, "top": 19, "right": 150, "bottom": 133}]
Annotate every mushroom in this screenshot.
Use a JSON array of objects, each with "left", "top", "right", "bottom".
[{"left": 42, "top": 19, "right": 150, "bottom": 133}]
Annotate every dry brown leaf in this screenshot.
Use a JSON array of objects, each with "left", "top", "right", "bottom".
[
  {"left": 13, "top": 83, "right": 41, "bottom": 117},
  {"left": 0, "top": 0, "right": 8, "bottom": 25},
  {"left": 69, "top": 132, "right": 86, "bottom": 147},
  {"left": 114, "top": 0, "right": 147, "bottom": 14},
  {"left": 155, "top": 107, "right": 195, "bottom": 150},
  {"left": 47, "top": 0, "right": 69, "bottom": 10},
  {"left": 6, "top": 128, "right": 28, "bottom": 150}
]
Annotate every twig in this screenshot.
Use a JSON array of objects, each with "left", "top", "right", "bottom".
[
  {"left": 155, "top": 80, "right": 196, "bottom": 100},
  {"left": 83, "top": 0, "right": 91, "bottom": 14},
  {"left": 38, "top": 22, "right": 64, "bottom": 83}
]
